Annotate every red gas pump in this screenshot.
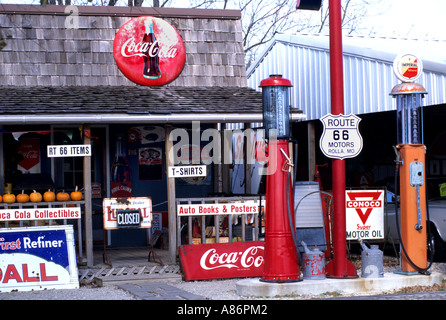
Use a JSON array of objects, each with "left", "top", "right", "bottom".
[{"left": 260, "top": 75, "right": 301, "bottom": 282}]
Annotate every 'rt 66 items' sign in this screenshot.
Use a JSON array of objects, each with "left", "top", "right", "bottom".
[{"left": 319, "top": 113, "right": 363, "bottom": 160}]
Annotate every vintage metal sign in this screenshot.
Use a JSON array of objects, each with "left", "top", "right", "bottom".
[
  {"left": 113, "top": 16, "right": 186, "bottom": 86},
  {"left": 319, "top": 113, "right": 363, "bottom": 160},
  {"left": 345, "top": 190, "right": 385, "bottom": 240},
  {"left": 103, "top": 197, "right": 152, "bottom": 230},
  {"left": 0, "top": 225, "right": 79, "bottom": 292},
  {"left": 178, "top": 241, "right": 264, "bottom": 281}
]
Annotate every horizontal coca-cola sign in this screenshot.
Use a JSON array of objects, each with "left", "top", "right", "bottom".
[
  {"left": 113, "top": 16, "right": 186, "bottom": 86},
  {"left": 178, "top": 241, "right": 264, "bottom": 281}
]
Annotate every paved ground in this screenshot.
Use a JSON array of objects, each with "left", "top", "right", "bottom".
[{"left": 116, "top": 282, "right": 206, "bottom": 300}]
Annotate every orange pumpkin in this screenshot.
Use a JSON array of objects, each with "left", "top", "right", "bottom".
[
  {"left": 0, "top": 194, "right": 2, "bottom": 203},
  {"left": 30, "top": 190, "right": 43, "bottom": 203},
  {"left": 43, "top": 189, "right": 56, "bottom": 202},
  {"left": 17, "top": 190, "right": 30, "bottom": 203},
  {"left": 57, "top": 190, "right": 70, "bottom": 201},
  {"left": 3, "top": 192, "right": 15, "bottom": 204},
  {"left": 70, "top": 186, "right": 83, "bottom": 201}
]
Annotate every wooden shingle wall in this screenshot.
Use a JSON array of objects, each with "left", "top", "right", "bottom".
[{"left": 0, "top": 7, "right": 247, "bottom": 87}]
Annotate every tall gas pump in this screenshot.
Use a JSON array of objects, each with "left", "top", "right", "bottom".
[
  {"left": 260, "top": 75, "right": 301, "bottom": 282},
  {"left": 390, "top": 54, "right": 429, "bottom": 275}
]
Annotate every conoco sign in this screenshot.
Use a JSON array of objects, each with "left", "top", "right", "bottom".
[
  {"left": 179, "top": 241, "right": 264, "bottom": 281},
  {"left": 113, "top": 16, "right": 186, "bottom": 86}
]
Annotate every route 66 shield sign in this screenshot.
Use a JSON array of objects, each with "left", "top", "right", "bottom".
[{"left": 319, "top": 113, "right": 363, "bottom": 160}]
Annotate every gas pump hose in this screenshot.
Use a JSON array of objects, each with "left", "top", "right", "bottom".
[
  {"left": 286, "top": 167, "right": 301, "bottom": 259},
  {"left": 394, "top": 155, "right": 433, "bottom": 274}
]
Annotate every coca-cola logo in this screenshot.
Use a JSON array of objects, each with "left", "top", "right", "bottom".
[
  {"left": 200, "top": 246, "right": 264, "bottom": 270},
  {"left": 179, "top": 241, "right": 265, "bottom": 281},
  {"left": 113, "top": 16, "right": 186, "bottom": 86}
]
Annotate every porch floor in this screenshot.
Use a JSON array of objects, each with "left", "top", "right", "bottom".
[{"left": 91, "top": 246, "right": 175, "bottom": 267}]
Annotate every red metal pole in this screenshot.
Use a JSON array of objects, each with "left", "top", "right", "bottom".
[{"left": 325, "top": 0, "right": 357, "bottom": 278}]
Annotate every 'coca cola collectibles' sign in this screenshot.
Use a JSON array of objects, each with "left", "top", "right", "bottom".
[
  {"left": 113, "top": 16, "right": 186, "bottom": 86},
  {"left": 178, "top": 241, "right": 264, "bottom": 281}
]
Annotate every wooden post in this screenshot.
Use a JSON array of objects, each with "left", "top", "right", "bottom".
[
  {"left": 308, "top": 121, "right": 316, "bottom": 181},
  {"left": 83, "top": 124, "right": 93, "bottom": 267},
  {"left": 165, "top": 125, "right": 177, "bottom": 264}
]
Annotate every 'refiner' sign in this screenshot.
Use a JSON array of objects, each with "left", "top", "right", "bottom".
[
  {"left": 346, "top": 190, "right": 384, "bottom": 240},
  {"left": 0, "top": 225, "right": 79, "bottom": 292},
  {"left": 320, "top": 113, "right": 363, "bottom": 160},
  {"left": 178, "top": 241, "right": 264, "bottom": 281},
  {"left": 113, "top": 16, "right": 186, "bottom": 86}
]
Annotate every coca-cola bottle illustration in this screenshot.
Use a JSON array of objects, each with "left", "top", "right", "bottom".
[
  {"left": 142, "top": 19, "right": 161, "bottom": 79},
  {"left": 111, "top": 137, "right": 132, "bottom": 198}
]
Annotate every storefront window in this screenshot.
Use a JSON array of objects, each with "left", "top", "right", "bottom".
[{"left": 52, "top": 127, "right": 106, "bottom": 193}]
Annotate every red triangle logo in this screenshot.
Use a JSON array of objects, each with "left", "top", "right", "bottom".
[{"left": 346, "top": 191, "right": 382, "bottom": 225}]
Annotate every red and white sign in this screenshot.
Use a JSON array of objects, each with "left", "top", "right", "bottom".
[
  {"left": 0, "top": 207, "right": 81, "bottom": 222},
  {"left": 177, "top": 201, "right": 260, "bottom": 216},
  {"left": 393, "top": 53, "right": 423, "bottom": 82},
  {"left": 346, "top": 190, "right": 384, "bottom": 240},
  {"left": 179, "top": 241, "right": 264, "bottom": 281},
  {"left": 18, "top": 138, "right": 40, "bottom": 173},
  {"left": 103, "top": 197, "right": 152, "bottom": 230},
  {"left": 113, "top": 16, "right": 186, "bottom": 86}
]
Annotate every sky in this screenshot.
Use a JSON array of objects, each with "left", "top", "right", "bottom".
[
  {"left": 361, "top": 0, "right": 446, "bottom": 40},
  {"left": 1, "top": 0, "right": 446, "bottom": 41}
]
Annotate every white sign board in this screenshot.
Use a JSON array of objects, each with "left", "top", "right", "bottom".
[
  {"left": 0, "top": 225, "right": 79, "bottom": 292},
  {"left": 178, "top": 201, "right": 260, "bottom": 216},
  {"left": 168, "top": 165, "right": 207, "bottom": 178},
  {"left": 320, "top": 113, "right": 363, "bottom": 160},
  {"left": 346, "top": 190, "right": 385, "bottom": 240},
  {"left": 103, "top": 197, "right": 152, "bottom": 230},
  {"left": 0, "top": 207, "right": 81, "bottom": 222},
  {"left": 47, "top": 145, "right": 91, "bottom": 157}
]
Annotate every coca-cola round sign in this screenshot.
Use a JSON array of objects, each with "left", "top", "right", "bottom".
[{"left": 113, "top": 16, "right": 186, "bottom": 86}]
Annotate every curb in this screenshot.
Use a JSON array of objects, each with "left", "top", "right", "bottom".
[{"left": 236, "top": 272, "right": 444, "bottom": 298}]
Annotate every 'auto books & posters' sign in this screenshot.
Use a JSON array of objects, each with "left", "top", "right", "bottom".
[
  {"left": 0, "top": 225, "right": 79, "bottom": 292},
  {"left": 346, "top": 190, "right": 384, "bottom": 240},
  {"left": 113, "top": 16, "right": 186, "bottom": 86},
  {"left": 179, "top": 241, "right": 264, "bottom": 281}
]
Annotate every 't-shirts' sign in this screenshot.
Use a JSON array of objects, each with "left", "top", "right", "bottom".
[
  {"left": 113, "top": 16, "right": 186, "bottom": 86},
  {"left": 178, "top": 241, "right": 264, "bottom": 281},
  {"left": 168, "top": 165, "right": 207, "bottom": 178},
  {"left": 0, "top": 225, "right": 79, "bottom": 292},
  {"left": 103, "top": 197, "right": 152, "bottom": 230},
  {"left": 47, "top": 145, "right": 91, "bottom": 157},
  {"left": 346, "top": 190, "right": 385, "bottom": 240}
]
